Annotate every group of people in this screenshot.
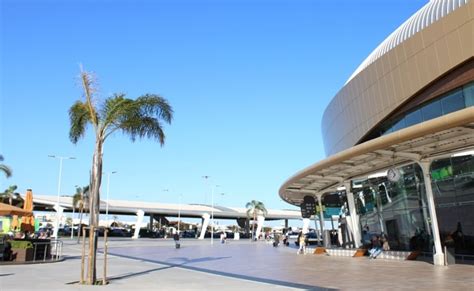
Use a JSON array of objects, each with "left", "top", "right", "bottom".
[
  {"left": 368, "top": 234, "right": 390, "bottom": 259},
  {"left": 7, "top": 230, "right": 50, "bottom": 240}
]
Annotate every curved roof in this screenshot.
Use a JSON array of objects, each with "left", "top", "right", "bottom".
[
  {"left": 345, "top": 0, "right": 470, "bottom": 84},
  {"left": 280, "top": 107, "right": 474, "bottom": 205}
]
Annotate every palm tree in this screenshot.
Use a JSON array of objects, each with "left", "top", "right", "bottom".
[
  {"left": 245, "top": 200, "right": 267, "bottom": 241},
  {"left": 69, "top": 68, "right": 173, "bottom": 284},
  {"left": 1, "top": 185, "right": 19, "bottom": 205},
  {"left": 0, "top": 155, "right": 12, "bottom": 178},
  {"left": 73, "top": 185, "right": 89, "bottom": 242}
]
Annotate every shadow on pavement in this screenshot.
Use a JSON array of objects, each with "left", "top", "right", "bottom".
[{"left": 108, "top": 251, "right": 336, "bottom": 290}]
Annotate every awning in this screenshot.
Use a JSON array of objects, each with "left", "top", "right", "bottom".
[
  {"left": 0, "top": 202, "right": 34, "bottom": 216},
  {"left": 280, "top": 107, "right": 474, "bottom": 206}
]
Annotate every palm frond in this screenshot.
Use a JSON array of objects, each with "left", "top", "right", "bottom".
[
  {"left": 69, "top": 101, "right": 93, "bottom": 144},
  {"left": 103, "top": 95, "right": 173, "bottom": 145},
  {"left": 135, "top": 94, "right": 173, "bottom": 124},
  {"left": 101, "top": 94, "right": 129, "bottom": 128},
  {"left": 0, "top": 155, "right": 12, "bottom": 178},
  {"left": 78, "top": 69, "right": 99, "bottom": 127},
  {"left": 0, "top": 165, "right": 12, "bottom": 178}
]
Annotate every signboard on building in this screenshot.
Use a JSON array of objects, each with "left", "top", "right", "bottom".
[{"left": 300, "top": 195, "right": 316, "bottom": 218}]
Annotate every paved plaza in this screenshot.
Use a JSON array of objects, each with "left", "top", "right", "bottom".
[{"left": 1, "top": 238, "right": 473, "bottom": 290}]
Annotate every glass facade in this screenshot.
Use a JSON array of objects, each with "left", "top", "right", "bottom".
[
  {"left": 365, "top": 82, "right": 474, "bottom": 138},
  {"left": 353, "top": 164, "right": 432, "bottom": 252},
  {"left": 345, "top": 155, "right": 474, "bottom": 257},
  {"left": 431, "top": 154, "right": 474, "bottom": 255}
]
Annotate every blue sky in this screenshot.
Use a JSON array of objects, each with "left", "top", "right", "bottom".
[{"left": 1, "top": 0, "right": 427, "bottom": 218}]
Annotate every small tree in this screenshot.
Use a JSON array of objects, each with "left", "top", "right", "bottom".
[
  {"left": 245, "top": 200, "right": 267, "bottom": 240},
  {"left": 73, "top": 185, "right": 89, "bottom": 242},
  {"left": 69, "top": 68, "right": 173, "bottom": 284}
]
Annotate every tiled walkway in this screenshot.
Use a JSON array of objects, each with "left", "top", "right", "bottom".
[
  {"left": 107, "top": 239, "right": 474, "bottom": 290},
  {"left": 1, "top": 238, "right": 473, "bottom": 290}
]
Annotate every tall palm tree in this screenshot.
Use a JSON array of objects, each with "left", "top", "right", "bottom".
[
  {"left": 245, "top": 200, "right": 267, "bottom": 241},
  {"left": 73, "top": 185, "right": 89, "bottom": 242},
  {"left": 69, "top": 68, "right": 173, "bottom": 284},
  {"left": 0, "top": 155, "right": 12, "bottom": 178}
]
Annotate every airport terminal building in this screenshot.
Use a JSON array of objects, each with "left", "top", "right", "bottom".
[{"left": 280, "top": 0, "right": 473, "bottom": 265}]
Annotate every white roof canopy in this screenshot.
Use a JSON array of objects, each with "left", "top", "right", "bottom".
[{"left": 280, "top": 107, "right": 474, "bottom": 206}]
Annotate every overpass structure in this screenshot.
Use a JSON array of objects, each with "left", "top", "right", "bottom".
[{"left": 31, "top": 195, "right": 302, "bottom": 239}]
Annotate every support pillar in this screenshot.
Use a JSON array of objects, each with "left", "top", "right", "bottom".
[
  {"left": 149, "top": 215, "right": 154, "bottom": 231},
  {"left": 52, "top": 204, "right": 64, "bottom": 239},
  {"left": 132, "top": 210, "right": 144, "bottom": 239},
  {"left": 199, "top": 213, "right": 210, "bottom": 240},
  {"left": 419, "top": 160, "right": 445, "bottom": 266},
  {"left": 317, "top": 194, "right": 325, "bottom": 247},
  {"left": 344, "top": 181, "right": 361, "bottom": 248},
  {"left": 255, "top": 215, "right": 265, "bottom": 240},
  {"left": 284, "top": 219, "right": 288, "bottom": 230},
  {"left": 313, "top": 214, "right": 319, "bottom": 242},
  {"left": 302, "top": 218, "right": 310, "bottom": 234}
]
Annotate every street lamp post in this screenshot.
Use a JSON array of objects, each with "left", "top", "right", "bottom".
[
  {"left": 178, "top": 193, "right": 182, "bottom": 233},
  {"left": 210, "top": 184, "right": 220, "bottom": 245},
  {"left": 48, "top": 155, "right": 75, "bottom": 239},
  {"left": 105, "top": 171, "right": 117, "bottom": 227}
]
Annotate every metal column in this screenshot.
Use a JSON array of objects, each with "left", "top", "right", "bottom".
[
  {"left": 317, "top": 194, "right": 325, "bottom": 247},
  {"left": 344, "top": 181, "right": 360, "bottom": 248},
  {"left": 418, "top": 160, "right": 445, "bottom": 266}
]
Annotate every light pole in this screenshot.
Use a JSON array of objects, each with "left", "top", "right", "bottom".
[
  {"left": 178, "top": 193, "right": 182, "bottom": 233},
  {"left": 211, "top": 184, "right": 220, "bottom": 245},
  {"left": 105, "top": 171, "right": 117, "bottom": 227},
  {"left": 219, "top": 193, "right": 225, "bottom": 206},
  {"left": 48, "top": 155, "right": 75, "bottom": 239}
]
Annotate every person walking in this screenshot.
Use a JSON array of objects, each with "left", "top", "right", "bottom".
[
  {"left": 297, "top": 232, "right": 306, "bottom": 254},
  {"left": 173, "top": 231, "right": 180, "bottom": 249}
]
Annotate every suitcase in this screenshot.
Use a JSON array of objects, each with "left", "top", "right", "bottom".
[{"left": 175, "top": 243, "right": 180, "bottom": 249}]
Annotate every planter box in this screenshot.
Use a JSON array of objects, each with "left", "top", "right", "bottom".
[{"left": 12, "top": 248, "right": 34, "bottom": 262}]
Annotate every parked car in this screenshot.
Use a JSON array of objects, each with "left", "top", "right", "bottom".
[
  {"left": 109, "top": 228, "right": 131, "bottom": 237},
  {"left": 138, "top": 229, "right": 161, "bottom": 238},
  {"left": 181, "top": 230, "right": 196, "bottom": 238}
]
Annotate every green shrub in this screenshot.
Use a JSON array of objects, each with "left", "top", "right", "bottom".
[{"left": 11, "top": 240, "right": 33, "bottom": 249}]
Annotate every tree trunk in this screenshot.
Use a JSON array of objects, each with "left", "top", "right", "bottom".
[
  {"left": 88, "top": 139, "right": 103, "bottom": 284},
  {"left": 252, "top": 211, "right": 256, "bottom": 241},
  {"left": 77, "top": 202, "right": 84, "bottom": 243}
]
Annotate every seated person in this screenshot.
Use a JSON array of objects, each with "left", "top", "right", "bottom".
[{"left": 369, "top": 235, "right": 383, "bottom": 259}]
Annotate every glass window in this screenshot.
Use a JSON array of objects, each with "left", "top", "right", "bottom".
[
  {"left": 421, "top": 99, "right": 442, "bottom": 121},
  {"left": 464, "top": 82, "right": 474, "bottom": 107},
  {"left": 454, "top": 175, "right": 474, "bottom": 204},
  {"left": 442, "top": 89, "right": 465, "bottom": 114},
  {"left": 404, "top": 109, "right": 422, "bottom": 127},
  {"left": 452, "top": 155, "right": 474, "bottom": 176},
  {"left": 391, "top": 118, "right": 406, "bottom": 132}
]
